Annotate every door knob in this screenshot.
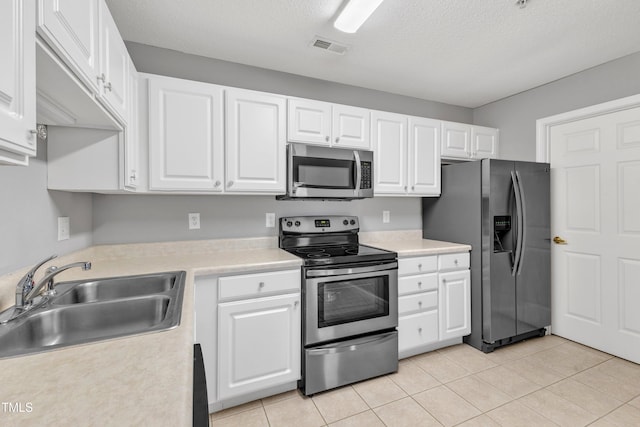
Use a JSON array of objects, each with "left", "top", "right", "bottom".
[{"left": 553, "top": 236, "right": 567, "bottom": 245}]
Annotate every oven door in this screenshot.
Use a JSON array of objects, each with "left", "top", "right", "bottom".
[{"left": 304, "top": 262, "right": 398, "bottom": 346}]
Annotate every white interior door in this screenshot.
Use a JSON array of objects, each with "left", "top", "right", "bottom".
[{"left": 549, "top": 106, "right": 640, "bottom": 363}]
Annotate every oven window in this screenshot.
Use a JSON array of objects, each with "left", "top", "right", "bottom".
[
  {"left": 293, "top": 157, "right": 355, "bottom": 189},
  {"left": 318, "top": 276, "right": 389, "bottom": 328}
]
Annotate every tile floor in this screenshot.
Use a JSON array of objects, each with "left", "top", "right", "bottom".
[{"left": 209, "top": 335, "right": 640, "bottom": 426}]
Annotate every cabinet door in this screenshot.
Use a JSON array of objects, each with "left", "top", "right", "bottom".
[
  {"left": 408, "top": 117, "right": 440, "bottom": 196},
  {"left": 37, "top": 0, "right": 100, "bottom": 93},
  {"left": 287, "top": 98, "right": 331, "bottom": 146},
  {"left": 98, "top": 0, "right": 128, "bottom": 122},
  {"left": 441, "top": 121, "right": 471, "bottom": 159},
  {"left": 148, "top": 76, "right": 224, "bottom": 191},
  {"left": 439, "top": 270, "right": 471, "bottom": 340},
  {"left": 226, "top": 88, "right": 286, "bottom": 193},
  {"left": 0, "top": 0, "right": 36, "bottom": 165},
  {"left": 372, "top": 111, "right": 407, "bottom": 194},
  {"left": 218, "top": 293, "right": 301, "bottom": 400},
  {"left": 332, "top": 104, "right": 370, "bottom": 149},
  {"left": 471, "top": 125, "right": 499, "bottom": 159},
  {"left": 123, "top": 59, "right": 138, "bottom": 190},
  {"left": 399, "top": 311, "right": 439, "bottom": 356}
]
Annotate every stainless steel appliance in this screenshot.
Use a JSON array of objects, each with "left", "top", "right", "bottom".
[
  {"left": 279, "top": 216, "right": 398, "bottom": 395},
  {"left": 277, "top": 143, "right": 373, "bottom": 200},
  {"left": 422, "top": 159, "right": 551, "bottom": 352}
]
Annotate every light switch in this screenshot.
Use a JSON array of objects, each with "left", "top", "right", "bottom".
[{"left": 58, "top": 217, "right": 70, "bottom": 241}]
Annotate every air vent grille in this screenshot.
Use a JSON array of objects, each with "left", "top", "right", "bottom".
[{"left": 310, "top": 36, "right": 348, "bottom": 55}]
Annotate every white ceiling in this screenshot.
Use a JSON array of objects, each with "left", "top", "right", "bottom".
[{"left": 105, "top": 0, "right": 640, "bottom": 108}]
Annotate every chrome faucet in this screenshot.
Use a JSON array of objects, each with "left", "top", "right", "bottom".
[
  {"left": 14, "top": 255, "right": 57, "bottom": 309},
  {"left": 26, "top": 261, "right": 92, "bottom": 302}
]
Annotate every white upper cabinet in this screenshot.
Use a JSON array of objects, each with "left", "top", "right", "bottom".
[
  {"left": 287, "top": 98, "right": 331, "bottom": 146},
  {"left": 442, "top": 121, "right": 499, "bottom": 160},
  {"left": 148, "top": 76, "right": 224, "bottom": 191},
  {"left": 0, "top": 0, "right": 36, "bottom": 165},
  {"left": 373, "top": 112, "right": 440, "bottom": 196},
  {"left": 332, "top": 104, "right": 370, "bottom": 149},
  {"left": 288, "top": 98, "right": 370, "bottom": 149},
  {"left": 372, "top": 111, "right": 407, "bottom": 194},
  {"left": 226, "top": 88, "right": 286, "bottom": 193},
  {"left": 97, "top": 0, "right": 128, "bottom": 122},
  {"left": 37, "top": 0, "right": 100, "bottom": 93}
]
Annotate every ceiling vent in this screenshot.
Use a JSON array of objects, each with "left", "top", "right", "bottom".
[{"left": 310, "top": 36, "right": 348, "bottom": 55}]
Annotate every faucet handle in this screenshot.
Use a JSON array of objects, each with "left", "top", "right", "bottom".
[
  {"left": 24, "top": 255, "right": 58, "bottom": 280},
  {"left": 17, "top": 255, "right": 57, "bottom": 294}
]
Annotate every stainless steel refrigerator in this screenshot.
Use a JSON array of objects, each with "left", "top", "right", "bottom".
[{"left": 422, "top": 159, "right": 551, "bottom": 352}]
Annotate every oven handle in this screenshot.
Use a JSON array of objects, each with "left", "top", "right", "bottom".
[
  {"left": 306, "top": 262, "right": 398, "bottom": 278},
  {"left": 306, "top": 331, "right": 397, "bottom": 356}
]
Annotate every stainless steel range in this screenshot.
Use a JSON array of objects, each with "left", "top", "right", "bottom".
[{"left": 279, "top": 216, "right": 399, "bottom": 395}]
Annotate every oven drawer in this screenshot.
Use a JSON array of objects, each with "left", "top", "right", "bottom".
[
  {"left": 398, "top": 291, "right": 438, "bottom": 315},
  {"left": 218, "top": 269, "right": 300, "bottom": 300},
  {"left": 398, "top": 256, "right": 437, "bottom": 276},
  {"left": 398, "top": 273, "right": 437, "bottom": 295},
  {"left": 399, "top": 311, "right": 439, "bottom": 352},
  {"left": 438, "top": 252, "right": 470, "bottom": 271}
]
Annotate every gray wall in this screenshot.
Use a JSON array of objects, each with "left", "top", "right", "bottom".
[
  {"left": 91, "top": 43, "right": 473, "bottom": 245},
  {"left": 0, "top": 140, "right": 93, "bottom": 275},
  {"left": 474, "top": 52, "right": 640, "bottom": 161}
]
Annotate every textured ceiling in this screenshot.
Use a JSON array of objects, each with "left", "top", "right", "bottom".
[{"left": 105, "top": 0, "right": 640, "bottom": 108}]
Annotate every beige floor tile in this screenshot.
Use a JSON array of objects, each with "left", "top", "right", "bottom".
[
  {"left": 589, "top": 404, "right": 640, "bottom": 427},
  {"left": 312, "top": 386, "right": 368, "bottom": 424},
  {"left": 456, "top": 414, "right": 502, "bottom": 427},
  {"left": 519, "top": 389, "right": 597, "bottom": 427},
  {"left": 446, "top": 375, "right": 513, "bottom": 412},
  {"left": 328, "top": 410, "right": 385, "bottom": 427},
  {"left": 594, "top": 357, "right": 640, "bottom": 384},
  {"left": 546, "top": 378, "right": 623, "bottom": 417},
  {"left": 210, "top": 399, "right": 263, "bottom": 421},
  {"left": 504, "top": 354, "right": 568, "bottom": 386},
  {"left": 411, "top": 351, "right": 472, "bottom": 383},
  {"left": 373, "top": 397, "right": 441, "bottom": 427},
  {"left": 352, "top": 375, "right": 407, "bottom": 408},
  {"left": 388, "top": 359, "right": 441, "bottom": 395},
  {"left": 475, "top": 365, "right": 541, "bottom": 399},
  {"left": 413, "top": 385, "right": 481, "bottom": 427},
  {"left": 210, "top": 407, "right": 269, "bottom": 427},
  {"left": 486, "top": 400, "right": 557, "bottom": 427},
  {"left": 263, "top": 394, "right": 325, "bottom": 427},
  {"left": 483, "top": 335, "right": 567, "bottom": 364},
  {"left": 526, "top": 343, "right": 611, "bottom": 377},
  {"left": 261, "top": 389, "right": 301, "bottom": 406},
  {"left": 629, "top": 395, "right": 640, "bottom": 410},
  {"left": 573, "top": 366, "right": 640, "bottom": 402},
  {"left": 437, "top": 344, "right": 498, "bottom": 373}
]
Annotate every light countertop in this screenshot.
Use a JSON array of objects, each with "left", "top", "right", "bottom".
[{"left": 0, "top": 233, "right": 469, "bottom": 426}]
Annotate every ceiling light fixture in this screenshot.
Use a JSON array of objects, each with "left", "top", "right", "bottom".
[{"left": 334, "top": 0, "right": 385, "bottom": 34}]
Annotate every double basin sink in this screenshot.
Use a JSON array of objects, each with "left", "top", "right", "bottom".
[{"left": 0, "top": 271, "right": 186, "bottom": 359}]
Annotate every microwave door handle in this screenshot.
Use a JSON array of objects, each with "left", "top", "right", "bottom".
[{"left": 353, "top": 150, "right": 362, "bottom": 194}]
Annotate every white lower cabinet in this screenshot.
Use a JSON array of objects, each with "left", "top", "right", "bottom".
[
  {"left": 195, "top": 269, "right": 301, "bottom": 412},
  {"left": 398, "top": 252, "right": 470, "bottom": 359}
]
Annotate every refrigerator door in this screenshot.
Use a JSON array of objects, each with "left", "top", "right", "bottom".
[
  {"left": 514, "top": 162, "right": 551, "bottom": 334},
  {"left": 482, "top": 159, "right": 517, "bottom": 343}
]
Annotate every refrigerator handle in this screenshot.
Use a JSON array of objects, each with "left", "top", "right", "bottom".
[
  {"left": 511, "top": 171, "right": 524, "bottom": 276},
  {"left": 515, "top": 171, "right": 527, "bottom": 275}
]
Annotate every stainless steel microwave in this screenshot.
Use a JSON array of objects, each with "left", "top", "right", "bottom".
[{"left": 278, "top": 143, "right": 374, "bottom": 200}]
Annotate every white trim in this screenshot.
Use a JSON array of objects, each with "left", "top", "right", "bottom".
[{"left": 536, "top": 93, "right": 640, "bottom": 163}]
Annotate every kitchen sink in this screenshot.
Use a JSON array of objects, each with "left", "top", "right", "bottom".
[{"left": 0, "top": 271, "right": 185, "bottom": 359}]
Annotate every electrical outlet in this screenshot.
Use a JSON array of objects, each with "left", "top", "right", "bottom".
[
  {"left": 266, "top": 213, "right": 276, "bottom": 228},
  {"left": 382, "top": 210, "right": 390, "bottom": 223},
  {"left": 58, "top": 217, "right": 70, "bottom": 241},
  {"left": 188, "top": 213, "right": 200, "bottom": 230}
]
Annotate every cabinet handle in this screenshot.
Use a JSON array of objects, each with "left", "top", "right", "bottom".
[
  {"left": 454, "top": 259, "right": 459, "bottom": 265},
  {"left": 335, "top": 137, "right": 339, "bottom": 143},
  {"left": 258, "top": 282, "right": 265, "bottom": 288},
  {"left": 325, "top": 136, "right": 330, "bottom": 142},
  {"left": 404, "top": 186, "right": 407, "bottom": 191},
  {"left": 214, "top": 181, "right": 221, "bottom": 188},
  {"left": 442, "top": 278, "right": 447, "bottom": 283},
  {"left": 105, "top": 82, "right": 112, "bottom": 92},
  {"left": 97, "top": 73, "right": 106, "bottom": 83},
  {"left": 294, "top": 300, "right": 299, "bottom": 308},
  {"left": 228, "top": 180, "right": 234, "bottom": 187},
  {"left": 418, "top": 327, "right": 422, "bottom": 333},
  {"left": 411, "top": 186, "right": 415, "bottom": 191},
  {"left": 418, "top": 281, "right": 422, "bottom": 287},
  {"left": 418, "top": 301, "right": 422, "bottom": 306},
  {"left": 418, "top": 263, "right": 422, "bottom": 269},
  {"left": 130, "top": 170, "right": 137, "bottom": 181}
]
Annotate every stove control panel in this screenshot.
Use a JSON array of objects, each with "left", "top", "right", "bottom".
[{"left": 280, "top": 216, "right": 359, "bottom": 233}]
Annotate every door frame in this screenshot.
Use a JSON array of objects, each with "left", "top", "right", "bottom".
[{"left": 536, "top": 93, "right": 640, "bottom": 162}]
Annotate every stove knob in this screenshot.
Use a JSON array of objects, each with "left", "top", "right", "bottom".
[
  {"left": 343, "top": 219, "right": 349, "bottom": 226},
  {"left": 286, "top": 221, "right": 293, "bottom": 227},
  {"left": 350, "top": 219, "right": 356, "bottom": 225},
  {"left": 295, "top": 220, "right": 301, "bottom": 227}
]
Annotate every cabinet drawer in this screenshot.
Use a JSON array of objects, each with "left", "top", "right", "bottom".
[
  {"left": 399, "top": 291, "right": 438, "bottom": 315},
  {"left": 438, "top": 252, "right": 470, "bottom": 271},
  {"left": 398, "top": 256, "right": 437, "bottom": 276},
  {"left": 399, "top": 311, "right": 439, "bottom": 352},
  {"left": 398, "top": 273, "right": 437, "bottom": 295},
  {"left": 218, "top": 269, "right": 300, "bottom": 300}
]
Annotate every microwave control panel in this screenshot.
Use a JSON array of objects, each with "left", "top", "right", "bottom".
[{"left": 361, "top": 161, "right": 372, "bottom": 189}]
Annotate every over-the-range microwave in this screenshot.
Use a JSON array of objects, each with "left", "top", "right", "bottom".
[{"left": 277, "top": 143, "right": 374, "bottom": 200}]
